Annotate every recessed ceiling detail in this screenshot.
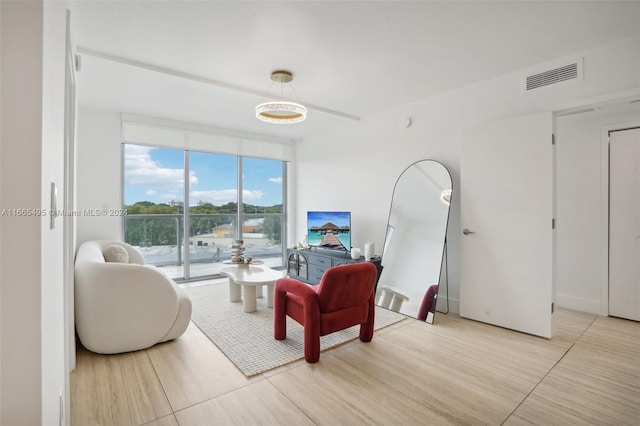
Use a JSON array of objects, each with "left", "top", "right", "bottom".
[{"left": 72, "top": 0, "right": 640, "bottom": 139}]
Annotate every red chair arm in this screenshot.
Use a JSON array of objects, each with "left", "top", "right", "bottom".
[
  {"left": 274, "top": 277, "right": 318, "bottom": 301},
  {"left": 274, "top": 277, "right": 319, "bottom": 343},
  {"left": 274, "top": 277, "right": 322, "bottom": 362}
]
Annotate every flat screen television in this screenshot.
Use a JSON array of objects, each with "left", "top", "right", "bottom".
[{"left": 307, "top": 211, "right": 351, "bottom": 251}]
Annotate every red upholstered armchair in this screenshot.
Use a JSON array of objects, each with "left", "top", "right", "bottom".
[{"left": 274, "top": 262, "right": 378, "bottom": 363}]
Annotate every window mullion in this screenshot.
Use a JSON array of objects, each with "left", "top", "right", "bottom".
[
  {"left": 183, "top": 150, "right": 191, "bottom": 280},
  {"left": 237, "top": 156, "right": 243, "bottom": 241}
]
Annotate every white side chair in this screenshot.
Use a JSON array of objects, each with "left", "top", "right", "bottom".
[{"left": 74, "top": 240, "right": 192, "bottom": 354}]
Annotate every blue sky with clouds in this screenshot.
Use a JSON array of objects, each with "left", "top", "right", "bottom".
[{"left": 123, "top": 145, "right": 283, "bottom": 207}]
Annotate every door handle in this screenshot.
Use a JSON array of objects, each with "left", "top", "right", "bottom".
[{"left": 462, "top": 228, "right": 476, "bottom": 235}]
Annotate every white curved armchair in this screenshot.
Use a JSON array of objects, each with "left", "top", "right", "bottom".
[{"left": 74, "top": 240, "right": 192, "bottom": 354}]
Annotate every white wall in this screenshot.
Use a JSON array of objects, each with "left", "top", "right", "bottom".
[
  {"left": 0, "top": 3, "right": 43, "bottom": 423},
  {"left": 76, "top": 108, "right": 123, "bottom": 244},
  {"left": 1, "top": 1, "right": 70, "bottom": 424},
  {"left": 297, "top": 35, "right": 640, "bottom": 313}
]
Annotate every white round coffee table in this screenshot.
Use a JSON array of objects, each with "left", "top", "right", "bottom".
[
  {"left": 376, "top": 285, "right": 410, "bottom": 311},
  {"left": 220, "top": 265, "right": 285, "bottom": 313}
]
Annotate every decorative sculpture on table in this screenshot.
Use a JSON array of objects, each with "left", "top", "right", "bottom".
[{"left": 231, "top": 240, "right": 252, "bottom": 265}]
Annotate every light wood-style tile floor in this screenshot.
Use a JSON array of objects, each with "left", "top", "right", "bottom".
[{"left": 70, "top": 305, "right": 639, "bottom": 426}]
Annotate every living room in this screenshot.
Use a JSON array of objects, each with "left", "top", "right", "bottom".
[{"left": 2, "top": 1, "right": 639, "bottom": 425}]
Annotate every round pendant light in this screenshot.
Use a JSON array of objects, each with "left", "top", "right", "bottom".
[
  {"left": 440, "top": 189, "right": 452, "bottom": 206},
  {"left": 256, "top": 71, "right": 307, "bottom": 124}
]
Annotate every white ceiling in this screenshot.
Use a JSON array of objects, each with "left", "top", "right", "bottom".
[{"left": 73, "top": 1, "right": 640, "bottom": 140}]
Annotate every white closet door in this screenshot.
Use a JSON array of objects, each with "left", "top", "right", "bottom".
[
  {"left": 461, "top": 112, "right": 555, "bottom": 338},
  {"left": 609, "top": 127, "right": 640, "bottom": 321}
]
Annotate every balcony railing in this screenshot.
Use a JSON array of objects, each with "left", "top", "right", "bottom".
[{"left": 123, "top": 213, "right": 283, "bottom": 278}]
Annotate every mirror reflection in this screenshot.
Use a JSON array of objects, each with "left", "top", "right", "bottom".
[{"left": 376, "top": 160, "right": 452, "bottom": 323}]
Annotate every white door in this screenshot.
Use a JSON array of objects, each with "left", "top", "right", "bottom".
[
  {"left": 461, "top": 112, "right": 555, "bottom": 338},
  {"left": 609, "top": 127, "right": 640, "bottom": 321}
]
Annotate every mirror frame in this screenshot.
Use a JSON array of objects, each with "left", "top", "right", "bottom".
[{"left": 377, "top": 159, "right": 452, "bottom": 323}]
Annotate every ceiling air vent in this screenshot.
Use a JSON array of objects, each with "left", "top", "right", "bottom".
[{"left": 522, "top": 57, "right": 583, "bottom": 93}]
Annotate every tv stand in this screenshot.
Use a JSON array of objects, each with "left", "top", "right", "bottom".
[
  {"left": 307, "top": 245, "right": 348, "bottom": 254},
  {"left": 287, "top": 248, "right": 383, "bottom": 286}
]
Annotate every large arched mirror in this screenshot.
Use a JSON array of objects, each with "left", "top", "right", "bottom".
[{"left": 376, "top": 160, "right": 452, "bottom": 323}]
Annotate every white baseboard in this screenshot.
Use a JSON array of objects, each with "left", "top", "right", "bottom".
[
  {"left": 436, "top": 296, "right": 460, "bottom": 315},
  {"left": 556, "top": 293, "right": 601, "bottom": 315},
  {"left": 438, "top": 295, "right": 598, "bottom": 317}
]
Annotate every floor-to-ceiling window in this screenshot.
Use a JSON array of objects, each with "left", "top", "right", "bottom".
[
  {"left": 239, "top": 156, "right": 284, "bottom": 269},
  {"left": 123, "top": 145, "right": 186, "bottom": 278},
  {"left": 123, "top": 143, "right": 286, "bottom": 281}
]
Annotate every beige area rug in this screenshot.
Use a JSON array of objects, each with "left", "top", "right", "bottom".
[{"left": 184, "top": 282, "right": 408, "bottom": 377}]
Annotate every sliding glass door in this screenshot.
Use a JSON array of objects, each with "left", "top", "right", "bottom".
[
  {"left": 123, "top": 145, "right": 186, "bottom": 279},
  {"left": 123, "top": 144, "right": 286, "bottom": 281},
  {"left": 186, "top": 151, "right": 239, "bottom": 279},
  {"left": 238, "top": 157, "right": 284, "bottom": 271}
]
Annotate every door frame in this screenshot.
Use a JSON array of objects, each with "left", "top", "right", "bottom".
[
  {"left": 64, "top": 9, "right": 77, "bottom": 372},
  {"left": 600, "top": 119, "right": 640, "bottom": 316}
]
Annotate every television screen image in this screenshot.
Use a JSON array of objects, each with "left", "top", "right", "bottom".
[{"left": 307, "top": 211, "right": 351, "bottom": 251}]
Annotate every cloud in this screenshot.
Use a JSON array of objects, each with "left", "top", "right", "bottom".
[
  {"left": 191, "top": 189, "right": 264, "bottom": 205},
  {"left": 124, "top": 145, "right": 197, "bottom": 189},
  {"left": 125, "top": 145, "right": 272, "bottom": 206},
  {"left": 160, "top": 192, "right": 180, "bottom": 200},
  {"left": 242, "top": 189, "right": 264, "bottom": 202}
]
